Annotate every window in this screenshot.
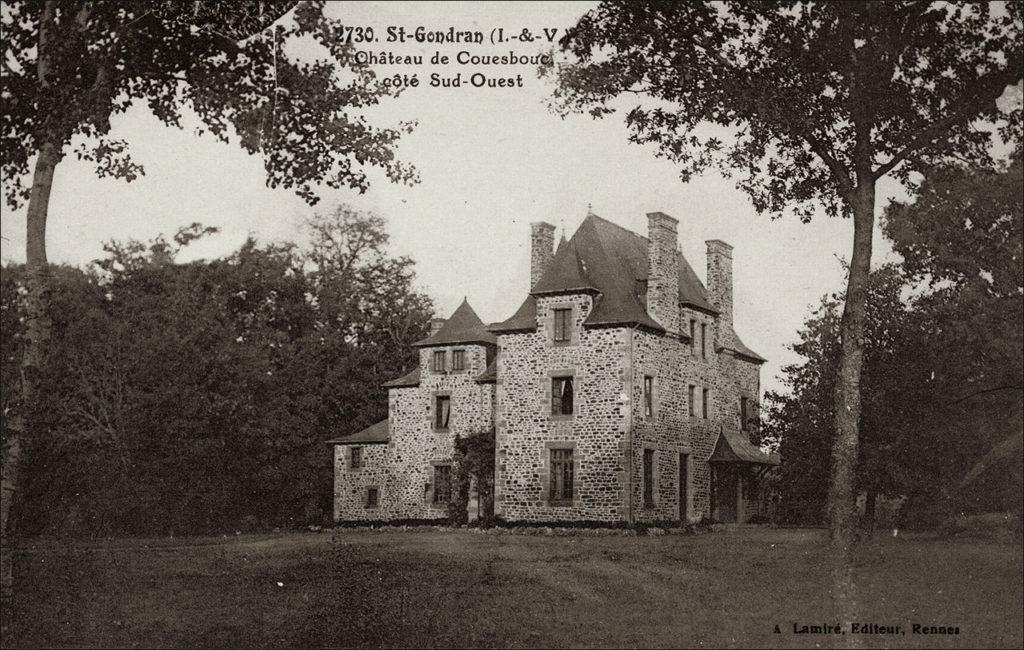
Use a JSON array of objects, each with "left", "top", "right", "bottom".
[
  {"left": 644, "top": 375, "right": 654, "bottom": 418},
  {"left": 551, "top": 376, "right": 574, "bottom": 416},
  {"left": 679, "top": 453, "right": 689, "bottom": 521},
  {"left": 689, "top": 319, "right": 696, "bottom": 356},
  {"left": 365, "top": 486, "right": 379, "bottom": 508},
  {"left": 741, "top": 397, "right": 750, "bottom": 431},
  {"left": 550, "top": 449, "right": 574, "bottom": 502},
  {"left": 435, "top": 395, "right": 451, "bottom": 430},
  {"left": 433, "top": 465, "right": 452, "bottom": 504},
  {"left": 553, "top": 308, "right": 572, "bottom": 343},
  {"left": 701, "top": 323, "right": 707, "bottom": 359},
  {"left": 702, "top": 388, "right": 709, "bottom": 419},
  {"left": 643, "top": 449, "right": 655, "bottom": 508},
  {"left": 688, "top": 385, "right": 696, "bottom": 417},
  {"left": 350, "top": 446, "right": 363, "bottom": 470},
  {"left": 451, "top": 349, "right": 466, "bottom": 371},
  {"left": 432, "top": 350, "right": 446, "bottom": 372}
]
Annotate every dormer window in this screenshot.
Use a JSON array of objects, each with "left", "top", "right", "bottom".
[
  {"left": 432, "top": 350, "right": 446, "bottom": 372},
  {"left": 451, "top": 349, "right": 466, "bottom": 371},
  {"left": 553, "top": 308, "right": 572, "bottom": 343}
]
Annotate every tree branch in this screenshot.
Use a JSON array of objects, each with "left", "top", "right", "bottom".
[
  {"left": 873, "top": 67, "right": 1024, "bottom": 181},
  {"left": 804, "top": 132, "right": 855, "bottom": 200},
  {"left": 949, "top": 384, "right": 1024, "bottom": 406}
]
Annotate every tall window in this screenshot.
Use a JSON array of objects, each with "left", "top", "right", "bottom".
[
  {"left": 551, "top": 376, "right": 574, "bottom": 416},
  {"left": 701, "top": 323, "right": 707, "bottom": 359},
  {"left": 553, "top": 308, "right": 572, "bottom": 343},
  {"left": 451, "top": 349, "right": 466, "bottom": 371},
  {"left": 643, "top": 449, "right": 655, "bottom": 508},
  {"left": 433, "top": 465, "right": 452, "bottom": 504},
  {"left": 689, "top": 319, "right": 696, "bottom": 356},
  {"left": 688, "top": 385, "right": 696, "bottom": 416},
  {"left": 702, "top": 388, "right": 709, "bottom": 419},
  {"left": 435, "top": 395, "right": 451, "bottom": 430},
  {"left": 644, "top": 375, "right": 654, "bottom": 418},
  {"left": 432, "top": 350, "right": 446, "bottom": 372},
  {"left": 550, "top": 449, "right": 574, "bottom": 502},
  {"left": 350, "top": 446, "right": 363, "bottom": 469},
  {"left": 679, "top": 453, "right": 689, "bottom": 521},
  {"left": 740, "top": 397, "right": 750, "bottom": 431},
  {"left": 366, "top": 486, "right": 379, "bottom": 508}
]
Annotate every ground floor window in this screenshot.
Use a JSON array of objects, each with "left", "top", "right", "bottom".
[
  {"left": 365, "top": 486, "right": 379, "bottom": 508},
  {"left": 643, "top": 449, "right": 655, "bottom": 508},
  {"left": 550, "top": 448, "right": 574, "bottom": 503},
  {"left": 679, "top": 453, "right": 689, "bottom": 521},
  {"left": 433, "top": 465, "right": 452, "bottom": 504}
]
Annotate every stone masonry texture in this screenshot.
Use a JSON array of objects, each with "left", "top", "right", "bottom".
[{"left": 333, "top": 213, "right": 763, "bottom": 525}]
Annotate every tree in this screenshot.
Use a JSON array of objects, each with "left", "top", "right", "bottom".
[
  {"left": 765, "top": 155, "right": 1023, "bottom": 530},
  {"left": 1, "top": 207, "right": 432, "bottom": 538},
  {"left": 1, "top": 1, "right": 417, "bottom": 600},
  {"left": 547, "top": 1, "right": 1022, "bottom": 620},
  {"left": 882, "top": 154, "right": 1023, "bottom": 523},
  {"left": 761, "top": 265, "right": 913, "bottom": 528}
]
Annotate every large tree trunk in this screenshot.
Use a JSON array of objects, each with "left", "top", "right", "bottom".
[
  {"left": 1, "top": 140, "right": 60, "bottom": 606},
  {"left": 827, "top": 175, "right": 875, "bottom": 630}
]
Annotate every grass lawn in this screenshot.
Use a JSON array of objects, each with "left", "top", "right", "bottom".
[{"left": 3, "top": 526, "right": 1021, "bottom": 648}]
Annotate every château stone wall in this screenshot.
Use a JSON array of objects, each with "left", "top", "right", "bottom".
[
  {"left": 333, "top": 342, "right": 495, "bottom": 521},
  {"left": 333, "top": 217, "right": 765, "bottom": 526},
  {"left": 629, "top": 311, "right": 761, "bottom": 524},
  {"left": 495, "top": 294, "right": 632, "bottom": 522}
]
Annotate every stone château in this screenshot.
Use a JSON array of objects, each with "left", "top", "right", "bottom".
[{"left": 329, "top": 210, "right": 777, "bottom": 524}]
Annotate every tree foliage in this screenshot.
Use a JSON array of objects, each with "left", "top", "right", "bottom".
[
  {"left": 1, "top": 0, "right": 416, "bottom": 207},
  {"left": 448, "top": 429, "right": 496, "bottom": 525},
  {"left": 1, "top": 206, "right": 433, "bottom": 536},
  {"left": 547, "top": 1, "right": 1022, "bottom": 221},
  {"left": 764, "top": 156, "right": 1024, "bottom": 526}
]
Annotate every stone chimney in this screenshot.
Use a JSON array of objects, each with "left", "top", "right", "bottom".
[
  {"left": 530, "top": 221, "right": 556, "bottom": 289},
  {"left": 646, "top": 212, "right": 680, "bottom": 335},
  {"left": 429, "top": 317, "right": 446, "bottom": 336},
  {"left": 705, "top": 239, "right": 734, "bottom": 347}
]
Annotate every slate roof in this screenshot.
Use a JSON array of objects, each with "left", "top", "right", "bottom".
[
  {"left": 720, "top": 332, "right": 768, "bottom": 365},
  {"left": 488, "top": 295, "right": 538, "bottom": 332},
  {"left": 475, "top": 359, "right": 497, "bottom": 384},
  {"left": 326, "top": 419, "right": 390, "bottom": 445},
  {"left": 383, "top": 366, "right": 420, "bottom": 388},
  {"left": 708, "top": 427, "right": 779, "bottom": 465},
  {"left": 489, "top": 213, "right": 717, "bottom": 333},
  {"left": 413, "top": 298, "right": 497, "bottom": 348}
]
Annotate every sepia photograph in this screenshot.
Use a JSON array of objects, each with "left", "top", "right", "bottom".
[{"left": 1, "top": 1, "right": 1022, "bottom": 648}]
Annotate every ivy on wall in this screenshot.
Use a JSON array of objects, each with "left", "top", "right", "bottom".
[{"left": 448, "top": 429, "right": 496, "bottom": 525}]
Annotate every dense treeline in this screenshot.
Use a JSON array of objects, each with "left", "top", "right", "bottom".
[
  {"left": 761, "top": 157, "right": 1023, "bottom": 528},
  {"left": 0, "top": 206, "right": 432, "bottom": 537}
]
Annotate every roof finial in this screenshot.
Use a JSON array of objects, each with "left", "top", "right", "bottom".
[{"left": 586, "top": 202, "right": 595, "bottom": 217}]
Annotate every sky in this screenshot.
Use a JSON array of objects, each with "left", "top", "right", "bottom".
[{"left": 0, "top": 1, "right": 917, "bottom": 396}]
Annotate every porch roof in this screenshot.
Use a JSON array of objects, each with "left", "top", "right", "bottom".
[{"left": 709, "top": 427, "right": 779, "bottom": 465}]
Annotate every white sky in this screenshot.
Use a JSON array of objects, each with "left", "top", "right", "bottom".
[{"left": 0, "top": 1, "right": 915, "bottom": 396}]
